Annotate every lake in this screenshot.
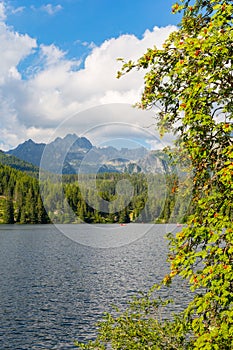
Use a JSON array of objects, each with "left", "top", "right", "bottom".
[{"left": 0, "top": 224, "right": 190, "bottom": 349}]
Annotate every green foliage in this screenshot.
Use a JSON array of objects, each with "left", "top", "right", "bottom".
[
  {"left": 4, "top": 194, "right": 15, "bottom": 224},
  {"left": 0, "top": 150, "right": 39, "bottom": 177},
  {"left": 76, "top": 0, "right": 233, "bottom": 348},
  {"left": 0, "top": 164, "right": 50, "bottom": 224},
  {"left": 75, "top": 294, "right": 191, "bottom": 350}
]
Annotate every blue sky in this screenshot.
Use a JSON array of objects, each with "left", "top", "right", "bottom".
[
  {"left": 6, "top": 1, "right": 179, "bottom": 48},
  {"left": 0, "top": 1, "right": 180, "bottom": 150}
]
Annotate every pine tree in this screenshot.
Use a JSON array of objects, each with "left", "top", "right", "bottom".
[
  {"left": 37, "top": 196, "right": 49, "bottom": 224},
  {"left": 4, "top": 196, "right": 14, "bottom": 224}
]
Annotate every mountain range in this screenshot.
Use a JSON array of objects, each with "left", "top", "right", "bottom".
[{"left": 5, "top": 133, "right": 169, "bottom": 175}]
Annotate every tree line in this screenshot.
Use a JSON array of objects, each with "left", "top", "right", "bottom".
[{"left": 0, "top": 163, "right": 191, "bottom": 224}]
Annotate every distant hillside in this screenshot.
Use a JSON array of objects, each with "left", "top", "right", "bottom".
[{"left": 0, "top": 150, "right": 39, "bottom": 176}]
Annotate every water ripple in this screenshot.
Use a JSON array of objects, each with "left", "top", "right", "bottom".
[{"left": 0, "top": 224, "right": 189, "bottom": 349}]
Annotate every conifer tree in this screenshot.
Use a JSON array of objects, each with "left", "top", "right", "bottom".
[{"left": 4, "top": 195, "right": 14, "bottom": 224}]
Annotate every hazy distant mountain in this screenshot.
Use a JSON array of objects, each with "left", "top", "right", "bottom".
[
  {"left": 39, "top": 134, "right": 93, "bottom": 174},
  {"left": 7, "top": 134, "right": 92, "bottom": 173},
  {"left": 7, "top": 139, "right": 45, "bottom": 167},
  {"left": 138, "top": 151, "right": 170, "bottom": 174},
  {"left": 6, "top": 134, "right": 168, "bottom": 174}
]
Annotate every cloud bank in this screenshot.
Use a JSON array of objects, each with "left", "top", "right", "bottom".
[{"left": 0, "top": 1, "right": 177, "bottom": 150}]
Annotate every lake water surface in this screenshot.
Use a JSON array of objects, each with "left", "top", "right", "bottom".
[{"left": 0, "top": 224, "right": 190, "bottom": 349}]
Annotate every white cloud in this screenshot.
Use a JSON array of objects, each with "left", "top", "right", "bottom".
[
  {"left": 0, "top": 2, "right": 6, "bottom": 20},
  {"left": 0, "top": 10, "right": 37, "bottom": 84},
  {"left": 81, "top": 41, "right": 96, "bottom": 49},
  {"left": 75, "top": 40, "right": 96, "bottom": 51},
  {"left": 39, "top": 44, "right": 67, "bottom": 66},
  {"left": 0, "top": 3, "right": 176, "bottom": 151},
  {"left": 11, "top": 6, "right": 25, "bottom": 15},
  {"left": 41, "top": 4, "right": 63, "bottom": 15}
]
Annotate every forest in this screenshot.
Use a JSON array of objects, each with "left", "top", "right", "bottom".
[{"left": 0, "top": 162, "right": 191, "bottom": 224}]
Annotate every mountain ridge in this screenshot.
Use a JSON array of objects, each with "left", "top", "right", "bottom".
[{"left": 5, "top": 134, "right": 168, "bottom": 175}]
